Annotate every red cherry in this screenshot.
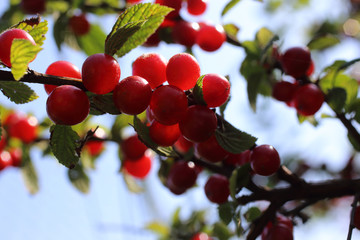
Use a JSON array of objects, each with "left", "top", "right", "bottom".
[
  {"left": 204, "top": 174, "right": 230, "bottom": 204},
  {"left": 174, "top": 134, "right": 194, "bottom": 153},
  {"left": 132, "top": 53, "right": 167, "bottom": 89},
  {"left": 126, "top": 0, "right": 142, "bottom": 4},
  {"left": 46, "top": 85, "right": 90, "bottom": 125},
  {"left": 44, "top": 61, "right": 82, "bottom": 95},
  {"left": 8, "top": 115, "right": 38, "bottom": 144},
  {"left": 3, "top": 111, "right": 25, "bottom": 127},
  {"left": 0, "top": 28, "right": 36, "bottom": 67},
  {"left": 123, "top": 154, "right": 152, "bottom": 179},
  {"left": 84, "top": 128, "right": 106, "bottom": 156},
  {"left": 306, "top": 60, "right": 315, "bottom": 76},
  {"left": 281, "top": 47, "right": 311, "bottom": 78},
  {"left": 250, "top": 144, "right": 280, "bottom": 176},
  {"left": 82, "top": 53, "right": 121, "bottom": 95},
  {"left": 113, "top": 76, "right": 152, "bottom": 115},
  {"left": 155, "top": 0, "right": 183, "bottom": 19},
  {"left": 9, "top": 148, "right": 22, "bottom": 167},
  {"left": 0, "top": 151, "right": 12, "bottom": 170},
  {"left": 272, "top": 80, "right": 299, "bottom": 103},
  {"left": 166, "top": 53, "right": 201, "bottom": 90},
  {"left": 179, "top": 105, "right": 217, "bottom": 143},
  {"left": 0, "top": 130, "right": 7, "bottom": 152},
  {"left": 149, "top": 121, "right": 180, "bottom": 147},
  {"left": 171, "top": 21, "right": 200, "bottom": 47},
  {"left": 150, "top": 85, "right": 188, "bottom": 125},
  {"left": 121, "top": 134, "right": 148, "bottom": 160},
  {"left": 195, "top": 134, "right": 228, "bottom": 163},
  {"left": 202, "top": 73, "right": 230, "bottom": 107},
  {"left": 69, "top": 14, "right": 91, "bottom": 36},
  {"left": 293, "top": 83, "right": 324, "bottom": 116},
  {"left": 196, "top": 22, "right": 226, "bottom": 52},
  {"left": 167, "top": 160, "right": 198, "bottom": 190},
  {"left": 20, "top": 0, "right": 46, "bottom": 14},
  {"left": 224, "top": 150, "right": 251, "bottom": 166},
  {"left": 262, "top": 216, "right": 294, "bottom": 240},
  {"left": 187, "top": 0, "right": 208, "bottom": 15},
  {"left": 192, "top": 232, "right": 212, "bottom": 240},
  {"left": 143, "top": 29, "right": 161, "bottom": 47}
]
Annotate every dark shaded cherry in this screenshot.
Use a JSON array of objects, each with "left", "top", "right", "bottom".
[
  {"left": 250, "top": 144, "right": 280, "bottom": 176},
  {"left": 204, "top": 174, "right": 230, "bottom": 204},
  {"left": 195, "top": 134, "right": 228, "bottom": 163}
]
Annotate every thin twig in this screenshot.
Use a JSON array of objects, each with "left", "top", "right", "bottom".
[{"left": 347, "top": 193, "right": 360, "bottom": 240}]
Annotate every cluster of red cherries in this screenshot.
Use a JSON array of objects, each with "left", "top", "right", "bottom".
[{"left": 272, "top": 46, "right": 325, "bottom": 116}]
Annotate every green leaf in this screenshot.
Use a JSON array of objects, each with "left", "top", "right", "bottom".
[
  {"left": 53, "top": 13, "right": 68, "bottom": 51},
  {"left": 223, "top": 23, "right": 240, "bottom": 41},
  {"left": 123, "top": 171, "right": 145, "bottom": 193},
  {"left": 0, "top": 81, "right": 38, "bottom": 104},
  {"left": 76, "top": 24, "right": 107, "bottom": 56},
  {"left": 212, "top": 222, "right": 233, "bottom": 240},
  {"left": 50, "top": 125, "right": 80, "bottom": 168},
  {"left": 222, "top": 0, "right": 241, "bottom": 16},
  {"left": 348, "top": 132, "right": 360, "bottom": 152},
  {"left": 105, "top": 21, "right": 145, "bottom": 56},
  {"left": 15, "top": 19, "right": 48, "bottom": 46},
  {"left": 215, "top": 119, "right": 257, "bottom": 154},
  {"left": 192, "top": 75, "right": 207, "bottom": 105},
  {"left": 20, "top": 147, "right": 39, "bottom": 195},
  {"left": 10, "top": 39, "right": 42, "bottom": 80},
  {"left": 68, "top": 164, "right": 90, "bottom": 193},
  {"left": 326, "top": 87, "right": 347, "bottom": 112},
  {"left": 132, "top": 115, "right": 177, "bottom": 157},
  {"left": 106, "top": 3, "right": 173, "bottom": 57},
  {"left": 307, "top": 34, "right": 340, "bottom": 50},
  {"left": 218, "top": 202, "right": 235, "bottom": 225},
  {"left": 256, "top": 27, "right": 275, "bottom": 49},
  {"left": 244, "top": 207, "right": 261, "bottom": 222},
  {"left": 88, "top": 93, "right": 121, "bottom": 115},
  {"left": 146, "top": 222, "right": 170, "bottom": 236},
  {"left": 229, "top": 163, "right": 251, "bottom": 200}
]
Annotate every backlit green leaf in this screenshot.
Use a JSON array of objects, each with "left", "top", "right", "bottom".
[
  {"left": 229, "top": 163, "right": 251, "bottom": 200},
  {"left": 77, "top": 24, "right": 107, "bottom": 56},
  {"left": 14, "top": 18, "right": 48, "bottom": 46},
  {"left": 307, "top": 34, "right": 340, "bottom": 50},
  {"left": 20, "top": 146, "right": 39, "bottom": 195},
  {"left": 123, "top": 171, "right": 144, "bottom": 193},
  {"left": 192, "top": 75, "right": 207, "bottom": 105},
  {"left": 218, "top": 202, "right": 235, "bottom": 225},
  {"left": 68, "top": 164, "right": 90, "bottom": 193},
  {"left": 256, "top": 27, "right": 274, "bottom": 49},
  {"left": 244, "top": 207, "right": 261, "bottom": 222},
  {"left": 326, "top": 87, "right": 347, "bottom": 112},
  {"left": 10, "top": 39, "right": 42, "bottom": 80},
  {"left": 0, "top": 81, "right": 38, "bottom": 104},
  {"left": 222, "top": 0, "right": 241, "bottom": 16}
]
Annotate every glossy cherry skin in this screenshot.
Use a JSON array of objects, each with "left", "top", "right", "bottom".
[
  {"left": 293, "top": 83, "right": 324, "bottom": 116},
  {"left": 195, "top": 134, "right": 229, "bottom": 163},
  {"left": 272, "top": 80, "right": 299, "bottom": 103},
  {"left": 262, "top": 216, "right": 294, "bottom": 240},
  {"left": 0, "top": 151, "right": 12, "bottom": 171},
  {"left": 0, "top": 28, "right": 36, "bottom": 67},
  {"left": 21, "top": 0, "right": 46, "bottom": 14},
  {"left": 46, "top": 85, "right": 90, "bottom": 125},
  {"left": 281, "top": 47, "right": 311, "bottom": 78},
  {"left": 172, "top": 21, "right": 200, "bottom": 47},
  {"left": 202, "top": 73, "right": 230, "bottom": 107},
  {"left": 121, "top": 134, "right": 148, "bottom": 160},
  {"left": 179, "top": 105, "right": 217, "bottom": 143},
  {"left": 204, "top": 174, "right": 230, "bottom": 204},
  {"left": 7, "top": 115, "right": 38, "bottom": 144},
  {"left": 174, "top": 134, "right": 194, "bottom": 153},
  {"left": 250, "top": 144, "right": 280, "bottom": 176},
  {"left": 9, "top": 148, "right": 22, "bottom": 167},
  {"left": 167, "top": 160, "right": 198, "bottom": 190},
  {"left": 69, "top": 14, "right": 91, "bottom": 36},
  {"left": 196, "top": 22, "right": 226, "bottom": 52},
  {"left": 123, "top": 154, "right": 152, "bottom": 179},
  {"left": 82, "top": 53, "right": 121, "bottom": 95},
  {"left": 132, "top": 53, "right": 167, "bottom": 89},
  {"left": 44, "top": 61, "right": 82, "bottom": 95},
  {"left": 224, "top": 150, "right": 251, "bottom": 166},
  {"left": 187, "top": 0, "right": 207, "bottom": 15},
  {"left": 191, "top": 232, "right": 212, "bottom": 240},
  {"left": 149, "top": 85, "right": 188, "bottom": 125},
  {"left": 113, "top": 76, "right": 152, "bottom": 115},
  {"left": 84, "top": 141, "right": 104, "bottom": 156},
  {"left": 166, "top": 53, "right": 201, "bottom": 90},
  {"left": 149, "top": 121, "right": 180, "bottom": 147}
]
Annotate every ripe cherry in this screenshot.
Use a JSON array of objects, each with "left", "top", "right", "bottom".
[
  {"left": 0, "top": 130, "right": 7, "bottom": 152},
  {"left": 262, "top": 216, "right": 294, "bottom": 240},
  {"left": 84, "top": 128, "right": 106, "bottom": 156},
  {"left": 202, "top": 73, "right": 230, "bottom": 107},
  {"left": 171, "top": 21, "right": 200, "bottom": 47},
  {"left": 7, "top": 115, "right": 38, "bottom": 144},
  {"left": 179, "top": 105, "right": 217, "bottom": 143},
  {"left": 174, "top": 134, "right": 194, "bottom": 153},
  {"left": 9, "top": 147, "right": 22, "bottom": 167},
  {"left": 204, "top": 174, "right": 230, "bottom": 204},
  {"left": 155, "top": 0, "right": 183, "bottom": 19},
  {"left": 166, "top": 53, "right": 201, "bottom": 90},
  {"left": 82, "top": 53, "right": 121, "bottom": 95},
  {"left": 224, "top": 150, "right": 251, "bottom": 166},
  {"left": 0, "top": 151, "right": 12, "bottom": 171},
  {"left": 44, "top": 60, "right": 82, "bottom": 95},
  {"left": 195, "top": 134, "right": 228, "bottom": 163},
  {"left": 293, "top": 83, "right": 324, "bottom": 116},
  {"left": 46, "top": 85, "right": 90, "bottom": 125},
  {"left": 192, "top": 232, "right": 212, "bottom": 240},
  {"left": 281, "top": 47, "right": 311, "bottom": 78},
  {"left": 167, "top": 160, "right": 198, "bottom": 192},
  {"left": 150, "top": 85, "right": 188, "bottom": 125},
  {"left": 123, "top": 153, "right": 152, "bottom": 179},
  {"left": 187, "top": 0, "right": 208, "bottom": 15},
  {"left": 132, "top": 53, "right": 167, "bottom": 89},
  {"left": 272, "top": 80, "right": 298, "bottom": 103},
  {"left": 149, "top": 121, "right": 180, "bottom": 147},
  {"left": 196, "top": 22, "right": 226, "bottom": 52},
  {"left": 0, "top": 28, "right": 36, "bottom": 67},
  {"left": 69, "top": 14, "right": 91, "bottom": 36},
  {"left": 250, "top": 144, "right": 280, "bottom": 176},
  {"left": 113, "top": 76, "right": 152, "bottom": 115},
  {"left": 143, "top": 29, "right": 161, "bottom": 47},
  {"left": 20, "top": 0, "right": 46, "bottom": 14},
  {"left": 126, "top": 0, "right": 142, "bottom": 4},
  {"left": 121, "top": 134, "right": 148, "bottom": 160}
]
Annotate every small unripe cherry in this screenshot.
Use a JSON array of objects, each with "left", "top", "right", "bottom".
[
  {"left": 293, "top": 83, "right": 324, "bottom": 116},
  {"left": 150, "top": 85, "right": 188, "bottom": 125},
  {"left": 195, "top": 134, "right": 228, "bottom": 163},
  {"left": 123, "top": 153, "right": 152, "bottom": 179},
  {"left": 121, "top": 134, "right": 148, "bottom": 160},
  {"left": 204, "top": 174, "right": 230, "bottom": 204},
  {"left": 82, "top": 53, "right": 121, "bottom": 95},
  {"left": 250, "top": 144, "right": 280, "bottom": 176},
  {"left": 44, "top": 61, "right": 82, "bottom": 95},
  {"left": 179, "top": 105, "right": 217, "bottom": 143},
  {"left": 187, "top": 0, "right": 208, "bottom": 15},
  {"left": 166, "top": 53, "right": 201, "bottom": 90},
  {"left": 0, "top": 28, "right": 36, "bottom": 67},
  {"left": 202, "top": 73, "right": 230, "bottom": 107},
  {"left": 112, "top": 76, "right": 152, "bottom": 115},
  {"left": 196, "top": 22, "right": 226, "bottom": 52},
  {"left": 46, "top": 85, "right": 90, "bottom": 125},
  {"left": 171, "top": 21, "right": 200, "bottom": 47},
  {"left": 132, "top": 53, "right": 167, "bottom": 89},
  {"left": 281, "top": 47, "right": 311, "bottom": 78},
  {"left": 69, "top": 14, "right": 91, "bottom": 36},
  {"left": 149, "top": 121, "right": 180, "bottom": 147}
]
